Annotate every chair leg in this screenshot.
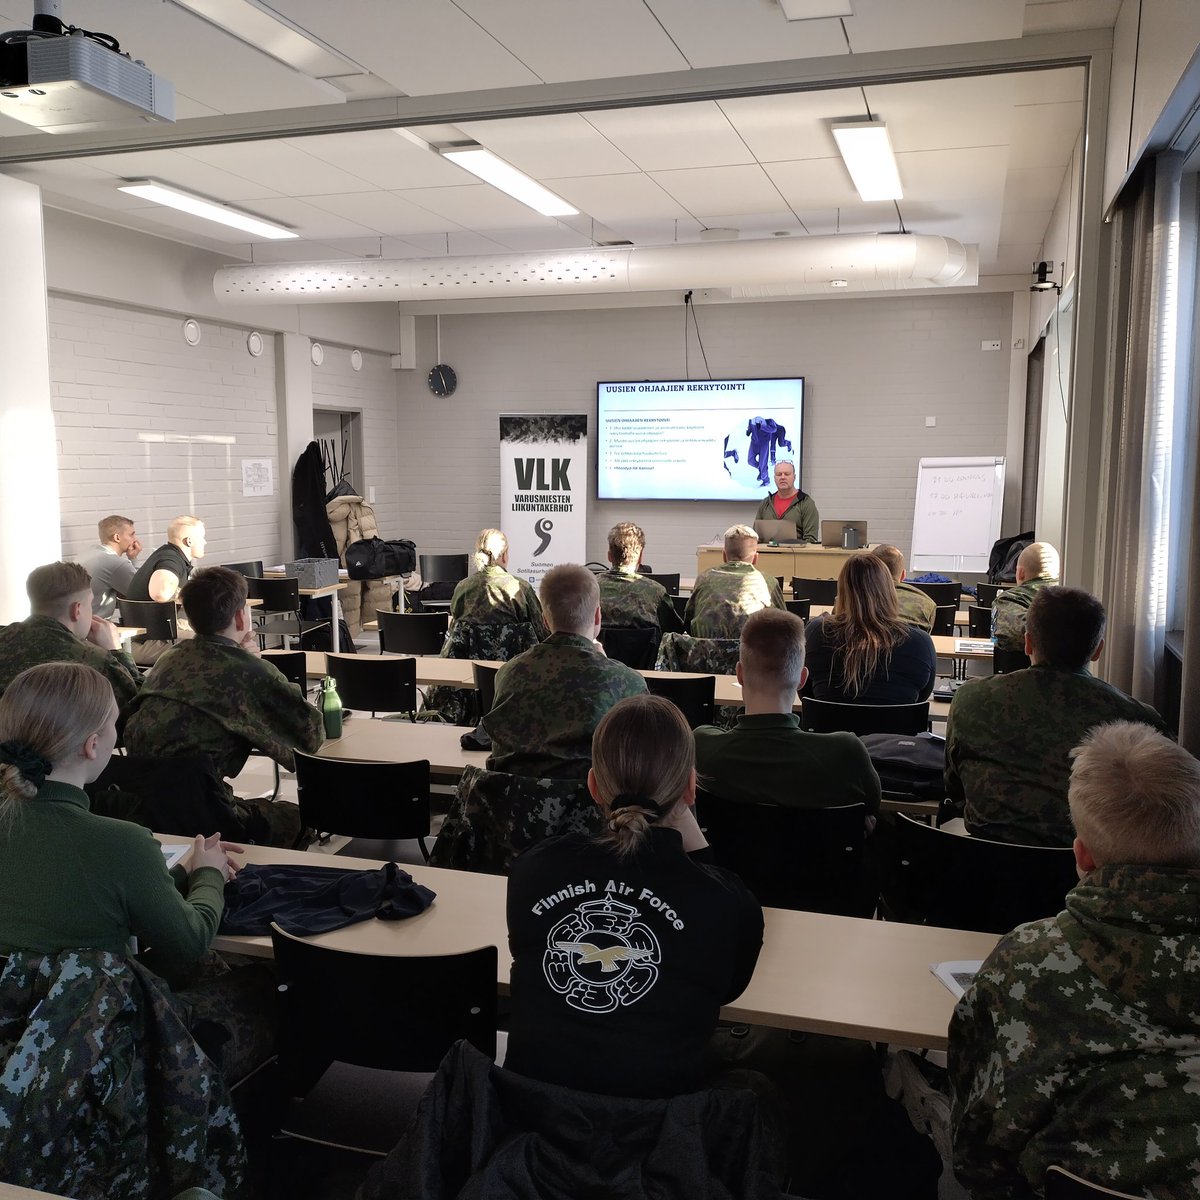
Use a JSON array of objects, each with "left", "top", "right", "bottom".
[
  {"left": 269, "top": 760, "right": 281, "bottom": 802},
  {"left": 418, "top": 836, "right": 430, "bottom": 862}
]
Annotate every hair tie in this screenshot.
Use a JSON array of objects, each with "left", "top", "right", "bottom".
[
  {"left": 0, "top": 741, "right": 52, "bottom": 788},
  {"left": 610, "top": 793, "right": 657, "bottom": 822}
]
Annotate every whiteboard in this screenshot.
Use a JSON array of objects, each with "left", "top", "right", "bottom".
[{"left": 910, "top": 457, "right": 1006, "bottom": 574}]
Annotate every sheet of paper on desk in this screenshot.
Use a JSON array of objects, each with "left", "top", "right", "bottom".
[
  {"left": 161, "top": 843, "right": 190, "bottom": 870},
  {"left": 930, "top": 960, "right": 984, "bottom": 1000},
  {"left": 954, "top": 639, "right": 994, "bottom": 654}
]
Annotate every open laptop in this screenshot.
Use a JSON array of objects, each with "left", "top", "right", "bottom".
[
  {"left": 820, "top": 520, "right": 869, "bottom": 548},
  {"left": 753, "top": 519, "right": 799, "bottom": 544}
]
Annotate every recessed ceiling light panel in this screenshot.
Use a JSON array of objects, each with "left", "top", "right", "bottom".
[
  {"left": 441, "top": 147, "right": 578, "bottom": 217},
  {"left": 831, "top": 120, "right": 903, "bottom": 202},
  {"left": 117, "top": 179, "right": 298, "bottom": 240}
]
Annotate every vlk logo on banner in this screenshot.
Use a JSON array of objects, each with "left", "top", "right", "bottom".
[{"left": 499, "top": 414, "right": 588, "bottom": 588}]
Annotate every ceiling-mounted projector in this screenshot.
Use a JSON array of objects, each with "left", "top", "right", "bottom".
[{"left": 0, "top": 10, "right": 174, "bottom": 133}]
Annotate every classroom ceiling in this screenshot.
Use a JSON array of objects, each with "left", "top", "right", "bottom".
[{"left": 0, "top": 0, "right": 1112, "bottom": 287}]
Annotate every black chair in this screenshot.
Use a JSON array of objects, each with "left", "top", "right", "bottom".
[
  {"left": 909, "top": 581, "right": 961, "bottom": 608},
  {"left": 246, "top": 576, "right": 327, "bottom": 648},
  {"left": 792, "top": 577, "right": 837, "bottom": 605},
  {"left": 87, "top": 752, "right": 241, "bottom": 838},
  {"left": 270, "top": 924, "right": 496, "bottom": 1155},
  {"left": 670, "top": 594, "right": 689, "bottom": 622},
  {"left": 597, "top": 625, "right": 659, "bottom": 669},
  {"left": 376, "top": 609, "right": 449, "bottom": 656},
  {"left": 293, "top": 750, "right": 431, "bottom": 862},
  {"left": 784, "top": 598, "right": 811, "bottom": 620},
  {"left": 930, "top": 605, "right": 957, "bottom": 636},
  {"left": 801, "top": 696, "right": 929, "bottom": 736},
  {"left": 975, "top": 583, "right": 1007, "bottom": 608},
  {"left": 967, "top": 604, "right": 991, "bottom": 639},
  {"left": 1044, "top": 1166, "right": 1142, "bottom": 1200},
  {"left": 993, "top": 647, "right": 1031, "bottom": 674},
  {"left": 326, "top": 652, "right": 417, "bottom": 718},
  {"left": 262, "top": 649, "right": 309, "bottom": 692},
  {"left": 882, "top": 813, "right": 1077, "bottom": 934},
  {"left": 697, "top": 791, "right": 873, "bottom": 916},
  {"left": 646, "top": 573, "right": 680, "bottom": 594},
  {"left": 644, "top": 674, "right": 716, "bottom": 728},
  {"left": 419, "top": 553, "right": 469, "bottom": 584},
  {"left": 222, "top": 559, "right": 264, "bottom": 578},
  {"left": 473, "top": 662, "right": 498, "bottom": 718},
  {"left": 117, "top": 598, "right": 178, "bottom": 643}
]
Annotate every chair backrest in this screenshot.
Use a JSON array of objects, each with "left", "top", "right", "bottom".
[
  {"left": 792, "top": 576, "right": 837, "bottom": 605},
  {"left": 883, "top": 813, "right": 1077, "bottom": 933},
  {"left": 294, "top": 750, "right": 430, "bottom": 841},
  {"left": 222, "top": 559, "right": 264, "bottom": 578},
  {"left": 909, "top": 581, "right": 961, "bottom": 608},
  {"left": 597, "top": 625, "right": 660, "bottom": 669},
  {"left": 930, "top": 605, "right": 957, "bottom": 636},
  {"left": 270, "top": 924, "right": 497, "bottom": 1093},
  {"left": 326, "top": 652, "right": 416, "bottom": 716},
  {"left": 644, "top": 674, "right": 716, "bottom": 728},
  {"left": 975, "top": 582, "right": 1007, "bottom": 608},
  {"left": 262, "top": 649, "right": 309, "bottom": 691},
  {"left": 967, "top": 604, "right": 991, "bottom": 639},
  {"left": 697, "top": 790, "right": 873, "bottom": 915},
  {"left": 442, "top": 620, "right": 540, "bottom": 662},
  {"left": 472, "top": 662, "right": 499, "bottom": 717},
  {"left": 419, "top": 553, "right": 469, "bottom": 584},
  {"left": 246, "top": 575, "right": 301, "bottom": 612},
  {"left": 377, "top": 609, "right": 449, "bottom": 656},
  {"left": 1044, "top": 1166, "right": 1143, "bottom": 1200},
  {"left": 784, "top": 598, "right": 811, "bottom": 620},
  {"left": 117, "top": 598, "right": 178, "bottom": 642},
  {"left": 86, "top": 752, "right": 240, "bottom": 836},
  {"left": 646, "top": 572, "right": 680, "bottom": 594},
  {"left": 993, "top": 647, "right": 1031, "bottom": 674},
  {"left": 801, "top": 696, "right": 929, "bottom": 736}
]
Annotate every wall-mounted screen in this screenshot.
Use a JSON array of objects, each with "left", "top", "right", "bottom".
[{"left": 597, "top": 377, "right": 804, "bottom": 501}]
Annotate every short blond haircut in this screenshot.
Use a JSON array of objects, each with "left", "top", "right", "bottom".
[
  {"left": 26, "top": 562, "right": 91, "bottom": 616},
  {"left": 167, "top": 515, "right": 204, "bottom": 544},
  {"left": 1018, "top": 541, "right": 1060, "bottom": 581},
  {"left": 539, "top": 564, "right": 599, "bottom": 635},
  {"left": 98, "top": 515, "right": 134, "bottom": 544},
  {"left": 871, "top": 544, "right": 905, "bottom": 582},
  {"left": 723, "top": 524, "right": 759, "bottom": 562},
  {"left": 473, "top": 528, "right": 508, "bottom": 572},
  {"left": 740, "top": 609, "right": 806, "bottom": 692},
  {"left": 607, "top": 522, "right": 645, "bottom": 570},
  {"left": 1069, "top": 722, "right": 1200, "bottom": 868}
]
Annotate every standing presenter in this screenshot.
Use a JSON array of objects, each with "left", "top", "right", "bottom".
[{"left": 754, "top": 461, "right": 819, "bottom": 543}]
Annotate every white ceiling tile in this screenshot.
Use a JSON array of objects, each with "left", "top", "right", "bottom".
[
  {"left": 222, "top": 195, "right": 380, "bottom": 238},
  {"left": 893, "top": 147, "right": 1010, "bottom": 254},
  {"left": 1023, "top": 0, "right": 1120, "bottom": 35},
  {"left": 693, "top": 213, "right": 808, "bottom": 237},
  {"left": 990, "top": 243, "right": 1050, "bottom": 274},
  {"left": 400, "top": 231, "right": 514, "bottom": 256},
  {"left": 583, "top": 102, "right": 755, "bottom": 172},
  {"left": 283, "top": 131, "right": 468, "bottom": 190},
  {"left": 842, "top": 0, "right": 1024, "bottom": 53},
  {"left": 764, "top": 157, "right": 864, "bottom": 210},
  {"left": 1011, "top": 66, "right": 1088, "bottom": 106},
  {"left": 395, "top": 184, "right": 559, "bottom": 230},
  {"left": 1003, "top": 166, "right": 1070, "bottom": 211},
  {"left": 601, "top": 217, "right": 705, "bottom": 245},
  {"left": 303, "top": 191, "right": 467, "bottom": 235},
  {"left": 650, "top": 164, "right": 792, "bottom": 219},
  {"left": 862, "top": 75, "right": 1018, "bottom": 153},
  {"left": 487, "top": 227, "right": 596, "bottom": 252},
  {"left": 175, "top": 141, "right": 371, "bottom": 196},
  {"left": 549, "top": 173, "right": 691, "bottom": 222},
  {"left": 459, "top": 113, "right": 640, "bottom": 179},
  {"left": 75, "top": 149, "right": 284, "bottom": 202},
  {"left": 998, "top": 208, "right": 1054, "bottom": 244},
  {"left": 718, "top": 89, "right": 870, "bottom": 162},
  {"left": 1007, "top": 103, "right": 1083, "bottom": 168},
  {"left": 237, "top": 238, "right": 363, "bottom": 263}
]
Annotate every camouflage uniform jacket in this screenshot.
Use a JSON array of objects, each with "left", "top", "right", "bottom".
[
  {"left": 449, "top": 565, "right": 548, "bottom": 638},
  {"left": 0, "top": 613, "right": 140, "bottom": 707},
  {"left": 122, "top": 633, "right": 324, "bottom": 780},
  {"left": 991, "top": 576, "right": 1056, "bottom": 651},
  {"left": 753, "top": 492, "right": 820, "bottom": 542},
  {"left": 0, "top": 949, "right": 247, "bottom": 1200},
  {"left": 895, "top": 581, "right": 937, "bottom": 630},
  {"left": 684, "top": 561, "right": 786, "bottom": 639},
  {"left": 945, "top": 664, "right": 1166, "bottom": 846},
  {"left": 949, "top": 863, "right": 1200, "bottom": 1200},
  {"left": 484, "top": 632, "right": 648, "bottom": 779},
  {"left": 598, "top": 568, "right": 682, "bottom": 632}
]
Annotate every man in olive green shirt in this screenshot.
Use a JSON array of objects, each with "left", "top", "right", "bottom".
[
  {"left": 685, "top": 524, "right": 786, "bottom": 639},
  {"left": 871, "top": 544, "right": 936, "bottom": 631},
  {"left": 752, "top": 461, "right": 819, "bottom": 543},
  {"left": 991, "top": 541, "right": 1059, "bottom": 651}
]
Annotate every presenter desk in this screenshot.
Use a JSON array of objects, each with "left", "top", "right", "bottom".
[
  {"left": 174, "top": 839, "right": 997, "bottom": 1050},
  {"left": 696, "top": 543, "right": 874, "bottom": 579}
]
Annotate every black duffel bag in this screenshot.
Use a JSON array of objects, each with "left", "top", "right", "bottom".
[
  {"left": 345, "top": 536, "right": 416, "bottom": 579},
  {"left": 860, "top": 731, "right": 947, "bottom": 800}
]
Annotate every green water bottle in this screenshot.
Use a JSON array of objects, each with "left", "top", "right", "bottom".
[{"left": 320, "top": 676, "right": 343, "bottom": 739}]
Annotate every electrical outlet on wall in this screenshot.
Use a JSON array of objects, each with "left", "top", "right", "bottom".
[{"left": 981, "top": 339, "right": 1002, "bottom": 352}]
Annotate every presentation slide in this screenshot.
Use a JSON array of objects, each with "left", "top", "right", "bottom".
[{"left": 597, "top": 377, "right": 804, "bottom": 501}]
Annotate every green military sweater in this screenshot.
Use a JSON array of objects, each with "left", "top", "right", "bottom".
[
  {"left": 694, "top": 712, "right": 881, "bottom": 816},
  {"left": 753, "top": 492, "right": 819, "bottom": 542},
  {"left": 449, "top": 564, "right": 547, "bottom": 637},
  {"left": 597, "top": 568, "right": 681, "bottom": 632},
  {"left": 684, "top": 561, "right": 787, "bottom": 639},
  {"left": 990, "top": 575, "right": 1056, "bottom": 651},
  {"left": 895, "top": 580, "right": 936, "bottom": 630},
  {"left": 945, "top": 664, "right": 1166, "bottom": 846},
  {"left": 0, "top": 614, "right": 140, "bottom": 707},
  {"left": 0, "top": 780, "right": 224, "bottom": 975}
]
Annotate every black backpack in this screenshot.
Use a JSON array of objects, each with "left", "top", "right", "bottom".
[
  {"left": 345, "top": 537, "right": 416, "bottom": 579},
  {"left": 987, "top": 530, "right": 1035, "bottom": 584},
  {"left": 860, "top": 731, "right": 946, "bottom": 800}
]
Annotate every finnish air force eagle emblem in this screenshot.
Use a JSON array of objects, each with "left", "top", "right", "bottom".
[{"left": 544, "top": 897, "right": 661, "bottom": 1013}]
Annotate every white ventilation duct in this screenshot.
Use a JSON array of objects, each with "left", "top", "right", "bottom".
[{"left": 213, "top": 233, "right": 976, "bottom": 305}]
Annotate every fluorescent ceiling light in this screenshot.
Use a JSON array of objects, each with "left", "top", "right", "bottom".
[
  {"left": 831, "top": 120, "right": 903, "bottom": 202},
  {"left": 441, "top": 147, "right": 578, "bottom": 217},
  {"left": 117, "top": 180, "right": 298, "bottom": 240},
  {"left": 778, "top": 0, "right": 853, "bottom": 18}
]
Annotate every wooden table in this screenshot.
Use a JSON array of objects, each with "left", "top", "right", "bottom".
[
  {"left": 320, "top": 717, "right": 488, "bottom": 782},
  {"left": 179, "top": 841, "right": 996, "bottom": 1050}
]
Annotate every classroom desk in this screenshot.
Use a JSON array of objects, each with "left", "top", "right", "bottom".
[
  {"left": 262, "top": 571, "right": 349, "bottom": 652},
  {"left": 0, "top": 1186, "right": 72, "bottom": 1199},
  {"left": 696, "top": 543, "right": 874, "bottom": 579},
  {"left": 180, "top": 840, "right": 997, "bottom": 1050}
]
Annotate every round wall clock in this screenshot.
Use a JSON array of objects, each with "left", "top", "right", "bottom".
[{"left": 428, "top": 363, "right": 457, "bottom": 397}]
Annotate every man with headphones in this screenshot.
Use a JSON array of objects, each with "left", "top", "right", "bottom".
[{"left": 125, "top": 515, "right": 207, "bottom": 664}]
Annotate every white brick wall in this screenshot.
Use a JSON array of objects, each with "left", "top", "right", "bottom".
[
  {"left": 396, "top": 293, "right": 1014, "bottom": 576},
  {"left": 50, "top": 296, "right": 282, "bottom": 566}
]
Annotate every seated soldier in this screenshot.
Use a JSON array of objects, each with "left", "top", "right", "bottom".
[
  {"left": 871, "top": 544, "right": 935, "bottom": 631},
  {"left": 122, "top": 566, "right": 322, "bottom": 847},
  {"left": 684, "top": 524, "right": 786, "bottom": 639},
  {"left": 0, "top": 561, "right": 140, "bottom": 707},
  {"left": 597, "top": 522, "right": 681, "bottom": 633},
  {"left": 485, "top": 563, "right": 647, "bottom": 780},
  {"left": 991, "top": 540, "right": 1059, "bottom": 651},
  {"left": 449, "top": 528, "right": 547, "bottom": 637},
  {"left": 694, "top": 609, "right": 881, "bottom": 821},
  {"left": 945, "top": 586, "right": 1166, "bottom": 846},
  {"left": 124, "top": 514, "right": 208, "bottom": 665},
  {"left": 950, "top": 721, "right": 1200, "bottom": 1197}
]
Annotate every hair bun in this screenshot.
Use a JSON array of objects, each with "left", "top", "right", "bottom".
[{"left": 0, "top": 741, "right": 52, "bottom": 788}]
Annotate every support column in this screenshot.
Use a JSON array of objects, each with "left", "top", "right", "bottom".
[{"left": 275, "top": 332, "right": 315, "bottom": 559}]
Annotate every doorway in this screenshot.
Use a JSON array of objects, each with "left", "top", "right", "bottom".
[{"left": 313, "top": 409, "right": 364, "bottom": 499}]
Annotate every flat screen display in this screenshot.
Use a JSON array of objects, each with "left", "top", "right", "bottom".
[{"left": 597, "top": 377, "right": 804, "bottom": 501}]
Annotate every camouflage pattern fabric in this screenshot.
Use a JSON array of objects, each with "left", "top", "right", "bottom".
[
  {"left": 0, "top": 613, "right": 140, "bottom": 707},
  {"left": 949, "top": 863, "right": 1200, "bottom": 1200},
  {"left": 449, "top": 565, "right": 548, "bottom": 638},
  {"left": 0, "top": 949, "right": 247, "bottom": 1200},
  {"left": 419, "top": 620, "right": 542, "bottom": 726},
  {"left": 484, "top": 632, "right": 647, "bottom": 779},
  {"left": 597, "top": 569, "right": 682, "bottom": 632},
  {"left": 944, "top": 664, "right": 1166, "bottom": 846},
  {"left": 894, "top": 581, "right": 936, "bottom": 631},
  {"left": 684, "top": 561, "right": 786, "bottom": 639},
  {"left": 753, "top": 492, "right": 820, "bottom": 543},
  {"left": 655, "top": 632, "right": 741, "bottom": 675},
  {"left": 990, "top": 576, "right": 1056, "bottom": 651},
  {"left": 429, "top": 764, "right": 602, "bottom": 873}
]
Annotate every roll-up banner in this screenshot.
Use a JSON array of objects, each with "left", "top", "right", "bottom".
[{"left": 499, "top": 414, "right": 588, "bottom": 588}]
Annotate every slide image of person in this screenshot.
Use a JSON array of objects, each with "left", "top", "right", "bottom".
[{"left": 721, "top": 416, "right": 794, "bottom": 491}]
